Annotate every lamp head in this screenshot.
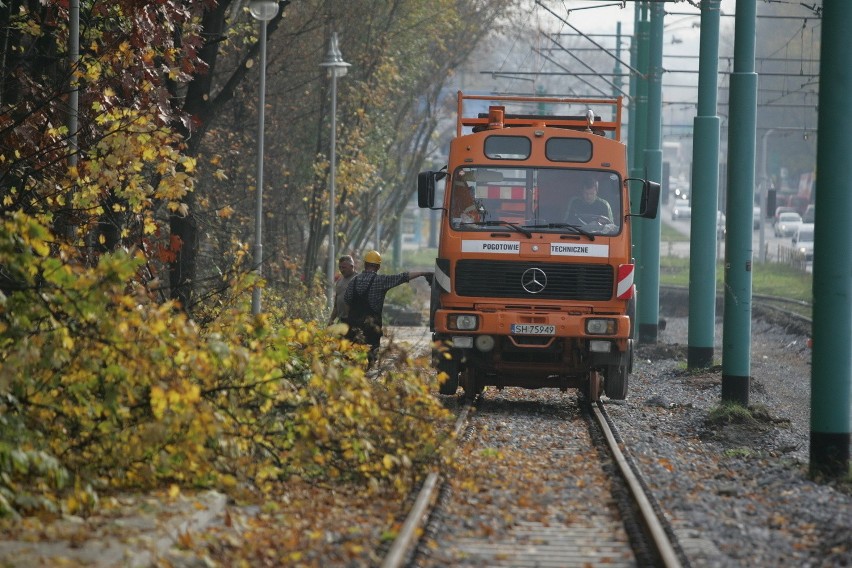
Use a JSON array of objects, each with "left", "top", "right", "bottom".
[
  {"left": 249, "top": 0, "right": 279, "bottom": 21},
  {"left": 320, "top": 32, "right": 351, "bottom": 77}
]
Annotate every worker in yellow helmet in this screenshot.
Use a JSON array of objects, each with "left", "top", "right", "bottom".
[{"left": 343, "top": 250, "right": 432, "bottom": 367}]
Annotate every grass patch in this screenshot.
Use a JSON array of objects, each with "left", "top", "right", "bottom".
[
  {"left": 707, "top": 401, "right": 758, "bottom": 425},
  {"left": 723, "top": 448, "right": 755, "bottom": 458},
  {"left": 660, "top": 256, "right": 812, "bottom": 304},
  {"left": 660, "top": 222, "right": 689, "bottom": 242}
]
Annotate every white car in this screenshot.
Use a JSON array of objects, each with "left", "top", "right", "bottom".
[
  {"left": 792, "top": 223, "right": 814, "bottom": 261},
  {"left": 775, "top": 211, "right": 802, "bottom": 237},
  {"left": 671, "top": 199, "right": 691, "bottom": 221}
]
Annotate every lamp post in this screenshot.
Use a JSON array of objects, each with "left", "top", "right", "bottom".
[
  {"left": 320, "top": 32, "right": 350, "bottom": 311},
  {"left": 249, "top": 0, "right": 279, "bottom": 315}
]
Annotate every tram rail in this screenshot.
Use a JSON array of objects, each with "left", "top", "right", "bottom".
[{"left": 381, "top": 391, "right": 686, "bottom": 567}]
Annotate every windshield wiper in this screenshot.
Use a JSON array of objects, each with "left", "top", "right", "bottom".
[
  {"left": 523, "top": 223, "right": 596, "bottom": 241},
  {"left": 460, "top": 220, "right": 532, "bottom": 238}
]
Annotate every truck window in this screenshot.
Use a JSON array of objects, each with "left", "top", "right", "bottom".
[
  {"left": 484, "top": 136, "right": 531, "bottom": 160},
  {"left": 545, "top": 138, "right": 593, "bottom": 162},
  {"left": 450, "top": 167, "right": 622, "bottom": 236}
]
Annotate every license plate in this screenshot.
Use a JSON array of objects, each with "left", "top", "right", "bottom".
[{"left": 510, "top": 324, "right": 555, "bottom": 335}]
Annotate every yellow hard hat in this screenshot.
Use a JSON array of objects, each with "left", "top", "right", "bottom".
[{"left": 364, "top": 250, "right": 382, "bottom": 265}]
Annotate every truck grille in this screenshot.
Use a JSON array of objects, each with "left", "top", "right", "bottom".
[{"left": 455, "top": 260, "right": 613, "bottom": 301}]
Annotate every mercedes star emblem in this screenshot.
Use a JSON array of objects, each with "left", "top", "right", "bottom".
[{"left": 521, "top": 267, "right": 547, "bottom": 294}]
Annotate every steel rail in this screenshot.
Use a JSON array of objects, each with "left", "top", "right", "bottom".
[
  {"left": 380, "top": 402, "right": 473, "bottom": 568},
  {"left": 591, "top": 401, "right": 683, "bottom": 568}
]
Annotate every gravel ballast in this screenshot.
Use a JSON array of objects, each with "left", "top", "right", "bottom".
[{"left": 607, "top": 313, "right": 852, "bottom": 567}]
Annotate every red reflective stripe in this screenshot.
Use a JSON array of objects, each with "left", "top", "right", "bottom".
[{"left": 617, "top": 264, "right": 634, "bottom": 299}]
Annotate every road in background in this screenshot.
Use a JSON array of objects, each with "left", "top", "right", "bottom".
[{"left": 660, "top": 198, "right": 809, "bottom": 272}]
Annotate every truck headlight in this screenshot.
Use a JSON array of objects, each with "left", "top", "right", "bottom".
[
  {"left": 586, "top": 318, "right": 616, "bottom": 335},
  {"left": 448, "top": 314, "right": 478, "bottom": 331}
]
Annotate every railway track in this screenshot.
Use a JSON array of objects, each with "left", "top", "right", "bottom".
[
  {"left": 381, "top": 389, "right": 686, "bottom": 568},
  {"left": 378, "top": 287, "right": 810, "bottom": 567}
]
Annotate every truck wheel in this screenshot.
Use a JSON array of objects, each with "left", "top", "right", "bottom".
[
  {"left": 604, "top": 365, "right": 628, "bottom": 400},
  {"left": 627, "top": 338, "right": 634, "bottom": 374},
  {"left": 433, "top": 348, "right": 459, "bottom": 395},
  {"left": 460, "top": 367, "right": 484, "bottom": 400},
  {"left": 585, "top": 370, "right": 603, "bottom": 403}
]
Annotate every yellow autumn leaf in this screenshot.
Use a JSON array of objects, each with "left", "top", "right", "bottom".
[
  {"left": 217, "top": 205, "right": 235, "bottom": 219},
  {"left": 186, "top": 384, "right": 201, "bottom": 403},
  {"left": 31, "top": 239, "right": 49, "bottom": 257},
  {"left": 168, "top": 484, "right": 181, "bottom": 499}
]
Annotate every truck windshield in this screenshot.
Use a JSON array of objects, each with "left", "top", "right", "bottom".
[{"left": 449, "top": 167, "right": 622, "bottom": 236}]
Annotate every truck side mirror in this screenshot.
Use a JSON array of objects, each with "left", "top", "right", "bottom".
[
  {"left": 417, "top": 171, "right": 435, "bottom": 208},
  {"left": 625, "top": 178, "right": 660, "bottom": 219},
  {"left": 639, "top": 180, "right": 661, "bottom": 219}
]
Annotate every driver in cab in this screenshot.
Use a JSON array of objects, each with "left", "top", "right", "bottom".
[
  {"left": 565, "top": 174, "right": 613, "bottom": 223},
  {"left": 451, "top": 174, "right": 482, "bottom": 225}
]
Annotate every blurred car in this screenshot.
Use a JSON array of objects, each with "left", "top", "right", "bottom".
[
  {"left": 671, "top": 199, "right": 691, "bottom": 221},
  {"left": 773, "top": 206, "right": 796, "bottom": 226},
  {"left": 775, "top": 211, "right": 802, "bottom": 237},
  {"left": 384, "top": 303, "right": 423, "bottom": 326},
  {"left": 802, "top": 204, "right": 815, "bottom": 224},
  {"left": 673, "top": 187, "right": 689, "bottom": 201},
  {"left": 792, "top": 223, "right": 814, "bottom": 261}
]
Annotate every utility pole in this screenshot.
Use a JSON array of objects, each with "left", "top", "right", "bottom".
[{"left": 721, "top": 0, "right": 758, "bottom": 405}]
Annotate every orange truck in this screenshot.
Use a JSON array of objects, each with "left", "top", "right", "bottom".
[{"left": 417, "top": 92, "right": 659, "bottom": 401}]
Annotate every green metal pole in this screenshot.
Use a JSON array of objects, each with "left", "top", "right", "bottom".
[
  {"left": 721, "top": 0, "right": 758, "bottom": 404},
  {"left": 687, "top": 0, "right": 722, "bottom": 369},
  {"left": 638, "top": 1, "right": 663, "bottom": 344},
  {"left": 810, "top": 0, "right": 851, "bottom": 478},
  {"left": 631, "top": 3, "right": 649, "bottom": 317}
]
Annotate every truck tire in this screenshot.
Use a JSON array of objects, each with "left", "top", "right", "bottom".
[
  {"left": 437, "top": 360, "right": 459, "bottom": 395},
  {"left": 604, "top": 364, "right": 628, "bottom": 400},
  {"left": 460, "top": 367, "right": 484, "bottom": 400},
  {"left": 433, "top": 345, "right": 459, "bottom": 395}
]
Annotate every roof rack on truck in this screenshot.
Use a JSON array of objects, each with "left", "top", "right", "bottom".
[{"left": 455, "top": 91, "right": 623, "bottom": 140}]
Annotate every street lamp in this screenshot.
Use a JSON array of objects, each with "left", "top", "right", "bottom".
[
  {"left": 320, "top": 32, "right": 350, "bottom": 311},
  {"left": 249, "top": 0, "right": 279, "bottom": 315}
]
